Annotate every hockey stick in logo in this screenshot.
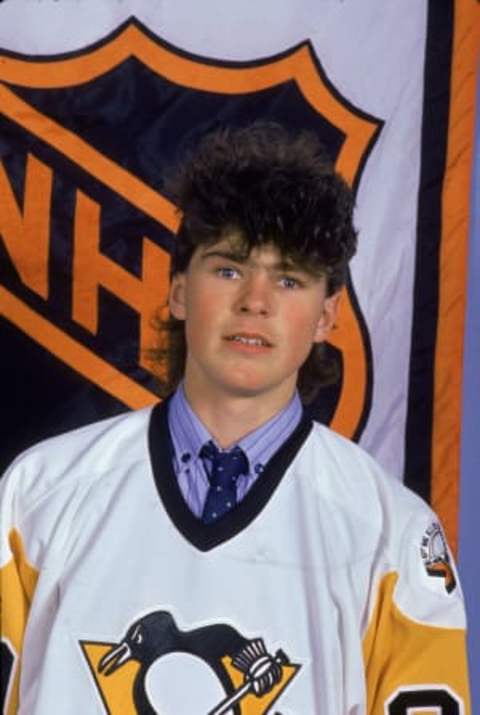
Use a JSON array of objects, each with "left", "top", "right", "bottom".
[
  {"left": 209, "top": 680, "right": 253, "bottom": 715},
  {"left": 209, "top": 647, "right": 289, "bottom": 715}
]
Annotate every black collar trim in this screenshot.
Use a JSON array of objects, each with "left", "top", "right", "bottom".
[{"left": 148, "top": 398, "right": 313, "bottom": 552}]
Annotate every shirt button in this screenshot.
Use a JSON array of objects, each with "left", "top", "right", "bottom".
[
  {"left": 181, "top": 453, "right": 191, "bottom": 463},
  {"left": 254, "top": 463, "right": 264, "bottom": 474}
]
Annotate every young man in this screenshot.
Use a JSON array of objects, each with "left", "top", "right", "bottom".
[{"left": 0, "top": 124, "right": 470, "bottom": 714}]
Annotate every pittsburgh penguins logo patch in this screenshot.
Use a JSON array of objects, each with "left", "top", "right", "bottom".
[
  {"left": 420, "top": 522, "right": 457, "bottom": 594},
  {"left": 80, "top": 610, "right": 300, "bottom": 714}
]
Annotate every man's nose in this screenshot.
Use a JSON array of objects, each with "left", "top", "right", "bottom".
[{"left": 234, "top": 274, "right": 273, "bottom": 316}]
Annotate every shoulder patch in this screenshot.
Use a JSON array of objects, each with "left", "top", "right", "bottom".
[{"left": 420, "top": 522, "right": 457, "bottom": 594}]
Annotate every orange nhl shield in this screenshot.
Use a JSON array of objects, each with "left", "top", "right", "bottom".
[{"left": 0, "top": 19, "right": 381, "bottom": 440}]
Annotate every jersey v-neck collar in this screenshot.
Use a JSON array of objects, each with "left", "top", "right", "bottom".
[{"left": 148, "top": 398, "right": 313, "bottom": 552}]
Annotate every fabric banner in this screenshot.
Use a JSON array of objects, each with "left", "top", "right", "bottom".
[{"left": 0, "top": 0, "right": 477, "bottom": 551}]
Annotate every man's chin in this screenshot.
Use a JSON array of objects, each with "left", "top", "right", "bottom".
[{"left": 215, "top": 375, "right": 295, "bottom": 402}]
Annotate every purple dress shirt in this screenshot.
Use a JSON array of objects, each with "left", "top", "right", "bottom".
[{"left": 168, "top": 384, "right": 303, "bottom": 518}]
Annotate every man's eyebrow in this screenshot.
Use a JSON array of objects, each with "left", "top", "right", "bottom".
[
  {"left": 200, "top": 249, "right": 249, "bottom": 263},
  {"left": 274, "top": 259, "right": 302, "bottom": 272}
]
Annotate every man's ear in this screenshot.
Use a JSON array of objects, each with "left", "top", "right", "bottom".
[
  {"left": 313, "top": 290, "right": 342, "bottom": 343},
  {"left": 168, "top": 272, "right": 187, "bottom": 320}
]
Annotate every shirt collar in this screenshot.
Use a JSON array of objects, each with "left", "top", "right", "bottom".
[{"left": 168, "top": 383, "right": 303, "bottom": 472}]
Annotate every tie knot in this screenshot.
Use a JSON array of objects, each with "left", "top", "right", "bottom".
[{"left": 200, "top": 441, "right": 249, "bottom": 488}]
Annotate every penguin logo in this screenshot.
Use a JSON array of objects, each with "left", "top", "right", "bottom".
[
  {"left": 80, "top": 611, "right": 300, "bottom": 714},
  {"left": 420, "top": 522, "right": 457, "bottom": 594}
]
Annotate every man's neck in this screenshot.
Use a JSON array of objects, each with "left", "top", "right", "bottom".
[{"left": 182, "top": 381, "right": 297, "bottom": 449}]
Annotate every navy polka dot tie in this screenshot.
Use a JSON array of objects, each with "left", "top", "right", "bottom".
[{"left": 200, "top": 441, "right": 249, "bottom": 524}]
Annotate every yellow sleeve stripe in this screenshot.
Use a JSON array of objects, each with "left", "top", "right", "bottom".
[
  {"left": 362, "top": 572, "right": 471, "bottom": 715},
  {"left": 1, "top": 528, "right": 39, "bottom": 715},
  {"left": 8, "top": 528, "right": 38, "bottom": 603}
]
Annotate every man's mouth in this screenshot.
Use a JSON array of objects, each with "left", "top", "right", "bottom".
[{"left": 225, "top": 333, "right": 273, "bottom": 347}]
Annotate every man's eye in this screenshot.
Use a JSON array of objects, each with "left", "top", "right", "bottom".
[
  {"left": 279, "top": 276, "right": 301, "bottom": 289},
  {"left": 216, "top": 266, "right": 240, "bottom": 279}
]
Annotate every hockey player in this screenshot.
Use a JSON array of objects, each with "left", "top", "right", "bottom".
[{"left": 0, "top": 123, "right": 471, "bottom": 714}]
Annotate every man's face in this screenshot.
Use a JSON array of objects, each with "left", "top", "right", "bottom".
[{"left": 169, "top": 234, "right": 340, "bottom": 407}]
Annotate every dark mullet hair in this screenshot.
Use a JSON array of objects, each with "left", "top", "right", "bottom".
[{"left": 150, "top": 122, "right": 357, "bottom": 403}]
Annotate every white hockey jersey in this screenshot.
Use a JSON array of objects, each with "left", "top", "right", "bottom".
[{"left": 0, "top": 401, "right": 471, "bottom": 714}]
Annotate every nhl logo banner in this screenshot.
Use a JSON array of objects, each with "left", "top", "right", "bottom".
[
  {"left": 0, "top": 18, "right": 380, "bottom": 453},
  {"left": 0, "top": 0, "right": 478, "bottom": 556}
]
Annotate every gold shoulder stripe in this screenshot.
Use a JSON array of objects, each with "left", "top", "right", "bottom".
[
  {"left": 1, "top": 529, "right": 39, "bottom": 715},
  {"left": 363, "top": 572, "right": 470, "bottom": 714}
]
